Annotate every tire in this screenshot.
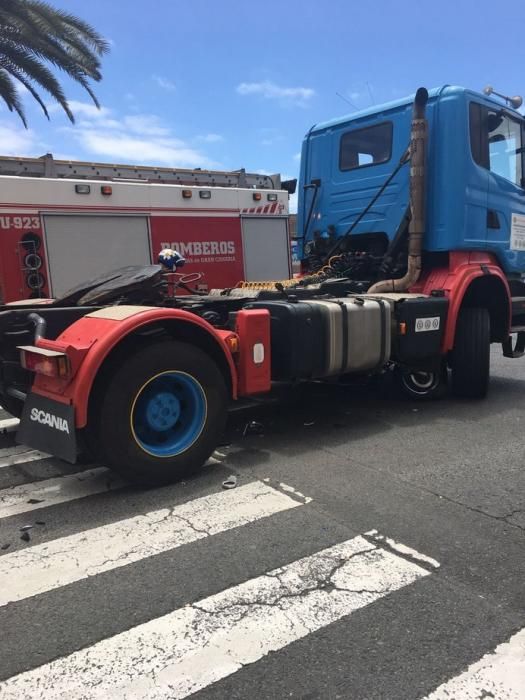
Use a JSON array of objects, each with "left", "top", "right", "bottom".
[
  {"left": 89, "top": 340, "right": 228, "bottom": 485},
  {"left": 395, "top": 364, "right": 447, "bottom": 401},
  {"left": 450, "top": 307, "right": 490, "bottom": 399}
]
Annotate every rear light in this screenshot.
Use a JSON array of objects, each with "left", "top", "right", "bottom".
[
  {"left": 182, "top": 189, "right": 193, "bottom": 198},
  {"left": 19, "top": 346, "right": 70, "bottom": 378},
  {"left": 253, "top": 192, "right": 262, "bottom": 201},
  {"left": 75, "top": 184, "right": 91, "bottom": 194},
  {"left": 199, "top": 190, "right": 211, "bottom": 199},
  {"left": 267, "top": 193, "right": 278, "bottom": 201},
  {"left": 100, "top": 185, "right": 113, "bottom": 195}
]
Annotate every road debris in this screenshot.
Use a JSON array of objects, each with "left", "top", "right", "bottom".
[
  {"left": 243, "top": 420, "right": 264, "bottom": 436},
  {"left": 222, "top": 475, "right": 238, "bottom": 490}
]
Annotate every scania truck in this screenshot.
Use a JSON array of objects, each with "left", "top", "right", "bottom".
[{"left": 1, "top": 84, "right": 524, "bottom": 484}]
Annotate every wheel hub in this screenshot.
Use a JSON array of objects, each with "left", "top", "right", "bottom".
[
  {"left": 408, "top": 372, "right": 435, "bottom": 390},
  {"left": 145, "top": 391, "right": 181, "bottom": 431}
]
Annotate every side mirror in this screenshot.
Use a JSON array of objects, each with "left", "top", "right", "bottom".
[{"left": 281, "top": 179, "right": 297, "bottom": 195}]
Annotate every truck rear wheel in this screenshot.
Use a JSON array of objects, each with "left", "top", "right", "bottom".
[
  {"left": 92, "top": 340, "right": 228, "bottom": 485},
  {"left": 450, "top": 307, "right": 490, "bottom": 399}
]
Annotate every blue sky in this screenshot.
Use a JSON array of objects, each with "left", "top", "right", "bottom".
[{"left": 2, "top": 0, "right": 525, "bottom": 211}]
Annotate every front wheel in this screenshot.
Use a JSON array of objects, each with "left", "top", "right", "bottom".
[
  {"left": 90, "top": 340, "right": 228, "bottom": 485},
  {"left": 450, "top": 307, "right": 490, "bottom": 399}
]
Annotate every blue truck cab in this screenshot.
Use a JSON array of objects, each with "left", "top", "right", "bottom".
[{"left": 297, "top": 85, "right": 525, "bottom": 278}]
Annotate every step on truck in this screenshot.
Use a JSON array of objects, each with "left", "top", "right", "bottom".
[{"left": 1, "top": 84, "right": 525, "bottom": 484}]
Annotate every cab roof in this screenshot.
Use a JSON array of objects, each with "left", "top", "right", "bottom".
[{"left": 309, "top": 85, "right": 522, "bottom": 135}]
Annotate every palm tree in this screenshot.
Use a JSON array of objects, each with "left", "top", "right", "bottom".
[{"left": 0, "top": 0, "right": 109, "bottom": 126}]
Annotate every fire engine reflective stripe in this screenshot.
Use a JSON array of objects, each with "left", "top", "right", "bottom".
[
  {"left": 0, "top": 481, "right": 303, "bottom": 606},
  {"left": 0, "top": 535, "right": 432, "bottom": 699}
]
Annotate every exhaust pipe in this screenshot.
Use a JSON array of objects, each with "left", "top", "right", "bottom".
[{"left": 368, "top": 87, "right": 429, "bottom": 294}]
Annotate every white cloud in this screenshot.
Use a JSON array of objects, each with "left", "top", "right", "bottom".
[
  {"left": 236, "top": 81, "right": 315, "bottom": 105},
  {"left": 153, "top": 75, "right": 176, "bottom": 92},
  {"left": 197, "top": 133, "right": 224, "bottom": 143},
  {"left": 61, "top": 101, "right": 215, "bottom": 168},
  {"left": 0, "top": 122, "right": 37, "bottom": 155},
  {"left": 289, "top": 191, "right": 298, "bottom": 214},
  {"left": 78, "top": 132, "right": 212, "bottom": 168},
  {"left": 123, "top": 114, "right": 170, "bottom": 137},
  {"left": 293, "top": 152, "right": 301, "bottom": 161},
  {"left": 49, "top": 100, "right": 112, "bottom": 119}
]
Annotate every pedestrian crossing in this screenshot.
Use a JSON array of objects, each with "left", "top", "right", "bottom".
[{"left": 0, "top": 409, "right": 523, "bottom": 699}]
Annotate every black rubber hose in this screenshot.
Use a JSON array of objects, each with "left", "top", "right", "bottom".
[
  {"left": 28, "top": 312, "right": 47, "bottom": 341},
  {"left": 320, "top": 148, "right": 410, "bottom": 266}
]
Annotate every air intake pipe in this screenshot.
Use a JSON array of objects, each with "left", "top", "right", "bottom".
[{"left": 368, "top": 87, "right": 429, "bottom": 294}]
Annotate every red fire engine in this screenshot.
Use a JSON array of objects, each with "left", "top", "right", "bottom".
[{"left": 0, "top": 154, "right": 292, "bottom": 303}]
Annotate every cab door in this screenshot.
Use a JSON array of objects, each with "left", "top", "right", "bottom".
[{"left": 486, "top": 109, "right": 525, "bottom": 271}]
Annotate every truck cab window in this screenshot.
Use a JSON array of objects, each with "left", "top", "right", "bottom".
[
  {"left": 488, "top": 112, "right": 523, "bottom": 186},
  {"left": 470, "top": 102, "right": 524, "bottom": 186},
  {"left": 339, "top": 122, "right": 392, "bottom": 171}
]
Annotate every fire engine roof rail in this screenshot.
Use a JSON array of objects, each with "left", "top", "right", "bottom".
[{"left": 0, "top": 153, "right": 282, "bottom": 190}]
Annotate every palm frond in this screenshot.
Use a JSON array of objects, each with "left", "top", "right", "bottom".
[
  {"left": 0, "top": 39, "right": 74, "bottom": 120},
  {"left": 0, "top": 0, "right": 109, "bottom": 124},
  {"left": 1, "top": 62, "right": 49, "bottom": 118},
  {"left": 0, "top": 67, "right": 27, "bottom": 126}
]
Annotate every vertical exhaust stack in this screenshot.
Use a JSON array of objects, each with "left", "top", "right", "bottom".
[{"left": 368, "top": 87, "right": 429, "bottom": 294}]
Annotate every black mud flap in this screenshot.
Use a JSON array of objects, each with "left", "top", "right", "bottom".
[{"left": 16, "top": 393, "right": 77, "bottom": 463}]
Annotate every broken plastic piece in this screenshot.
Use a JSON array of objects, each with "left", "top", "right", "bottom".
[
  {"left": 19, "top": 524, "right": 33, "bottom": 532},
  {"left": 222, "top": 475, "right": 238, "bottom": 490},
  {"left": 243, "top": 420, "right": 264, "bottom": 436},
  {"left": 20, "top": 532, "right": 31, "bottom": 543}
]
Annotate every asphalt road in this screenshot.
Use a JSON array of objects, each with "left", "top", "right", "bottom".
[{"left": 0, "top": 348, "right": 523, "bottom": 698}]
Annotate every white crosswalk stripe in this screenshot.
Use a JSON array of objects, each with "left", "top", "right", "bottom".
[
  {"left": 0, "top": 534, "right": 432, "bottom": 699},
  {"left": 0, "top": 448, "right": 49, "bottom": 468},
  {"left": 421, "top": 627, "right": 525, "bottom": 699},
  {"left": 0, "top": 480, "right": 303, "bottom": 606},
  {"left": 0, "top": 466, "right": 125, "bottom": 517},
  {"left": 0, "top": 438, "right": 521, "bottom": 700},
  {"left": 0, "top": 416, "right": 19, "bottom": 433}
]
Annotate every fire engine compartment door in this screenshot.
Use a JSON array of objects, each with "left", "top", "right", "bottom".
[
  {"left": 241, "top": 216, "right": 290, "bottom": 281},
  {"left": 42, "top": 215, "right": 151, "bottom": 298}
]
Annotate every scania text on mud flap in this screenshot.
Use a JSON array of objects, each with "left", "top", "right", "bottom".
[{"left": 2, "top": 85, "right": 525, "bottom": 484}]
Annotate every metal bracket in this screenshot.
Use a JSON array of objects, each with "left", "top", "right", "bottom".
[{"left": 502, "top": 331, "right": 525, "bottom": 358}]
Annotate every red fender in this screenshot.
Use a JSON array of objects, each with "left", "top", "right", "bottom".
[
  {"left": 412, "top": 252, "right": 511, "bottom": 352},
  {"left": 31, "top": 306, "right": 238, "bottom": 427}
]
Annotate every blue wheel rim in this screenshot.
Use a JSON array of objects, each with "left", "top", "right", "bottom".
[{"left": 131, "top": 371, "right": 207, "bottom": 457}]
